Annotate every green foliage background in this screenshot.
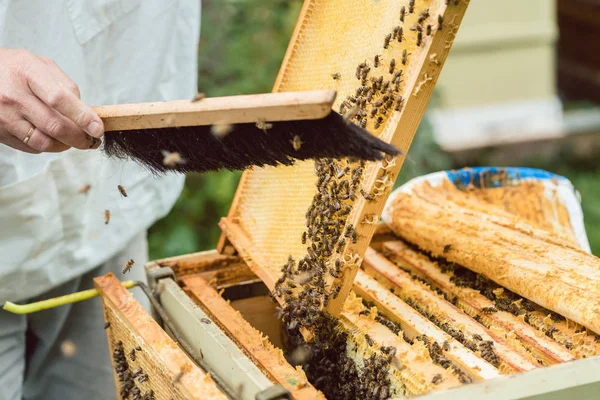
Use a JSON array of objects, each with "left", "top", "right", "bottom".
[{"left": 148, "top": 0, "right": 600, "bottom": 260}]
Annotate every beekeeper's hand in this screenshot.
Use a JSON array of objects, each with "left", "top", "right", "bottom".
[{"left": 0, "top": 48, "right": 104, "bottom": 153}]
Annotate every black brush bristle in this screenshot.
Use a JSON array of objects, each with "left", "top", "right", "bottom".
[{"left": 102, "top": 113, "right": 400, "bottom": 174}]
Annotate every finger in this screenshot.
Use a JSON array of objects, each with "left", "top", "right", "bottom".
[
  {"left": 25, "top": 58, "right": 104, "bottom": 138},
  {"left": 10, "top": 120, "right": 70, "bottom": 153},
  {"left": 38, "top": 56, "right": 81, "bottom": 98},
  {"left": 0, "top": 134, "right": 41, "bottom": 154},
  {"left": 19, "top": 94, "right": 94, "bottom": 150}
]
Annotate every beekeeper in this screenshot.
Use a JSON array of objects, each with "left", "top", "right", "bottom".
[{"left": 0, "top": 1, "right": 200, "bottom": 399}]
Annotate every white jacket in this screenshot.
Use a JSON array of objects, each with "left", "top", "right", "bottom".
[{"left": 0, "top": 0, "right": 200, "bottom": 302}]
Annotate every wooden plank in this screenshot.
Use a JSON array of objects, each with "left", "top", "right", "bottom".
[
  {"left": 95, "top": 90, "right": 336, "bottom": 131},
  {"left": 218, "top": 0, "right": 472, "bottom": 317},
  {"left": 182, "top": 275, "right": 325, "bottom": 400},
  {"left": 353, "top": 269, "right": 501, "bottom": 382},
  {"left": 95, "top": 273, "right": 226, "bottom": 400},
  {"left": 363, "top": 248, "right": 541, "bottom": 374},
  {"left": 382, "top": 240, "right": 578, "bottom": 365}
]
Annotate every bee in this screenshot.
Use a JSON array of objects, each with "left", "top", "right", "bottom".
[
  {"left": 393, "top": 26, "right": 400, "bottom": 39},
  {"left": 402, "top": 49, "right": 409, "bottom": 65},
  {"left": 104, "top": 210, "right": 110, "bottom": 224},
  {"left": 443, "top": 341, "right": 450, "bottom": 351},
  {"left": 365, "top": 334, "right": 374, "bottom": 346},
  {"left": 356, "top": 65, "right": 363, "bottom": 80},
  {"left": 389, "top": 58, "right": 396, "bottom": 74},
  {"left": 418, "top": 9, "right": 430, "bottom": 24},
  {"left": 383, "top": 33, "right": 392, "bottom": 49},
  {"left": 117, "top": 185, "right": 127, "bottom": 197},
  {"left": 411, "top": 24, "right": 422, "bottom": 32},
  {"left": 336, "top": 238, "right": 346, "bottom": 253},
  {"left": 374, "top": 54, "right": 381, "bottom": 68},
  {"left": 343, "top": 105, "right": 360, "bottom": 123},
  {"left": 191, "top": 92, "right": 206, "bottom": 102},
  {"left": 426, "top": 24, "right": 432, "bottom": 36},
  {"left": 417, "top": 30, "right": 423, "bottom": 46},
  {"left": 370, "top": 108, "right": 378, "bottom": 118},
  {"left": 397, "top": 27, "right": 403, "bottom": 42},
  {"left": 432, "top": 374, "right": 443, "bottom": 384},
  {"left": 104, "top": 321, "right": 111, "bottom": 329},
  {"left": 360, "top": 188, "right": 374, "bottom": 201},
  {"left": 210, "top": 123, "right": 234, "bottom": 137},
  {"left": 400, "top": 6, "right": 406, "bottom": 22},
  {"left": 329, "top": 268, "right": 341, "bottom": 279},
  {"left": 302, "top": 231, "right": 307, "bottom": 244},
  {"left": 473, "top": 334, "right": 483, "bottom": 341},
  {"left": 394, "top": 70, "right": 402, "bottom": 80},
  {"left": 443, "top": 244, "right": 452, "bottom": 253},
  {"left": 481, "top": 307, "right": 498, "bottom": 314},
  {"left": 382, "top": 80, "right": 390, "bottom": 92},
  {"left": 130, "top": 349, "right": 136, "bottom": 361},
  {"left": 161, "top": 150, "right": 186, "bottom": 168},
  {"left": 77, "top": 184, "right": 91, "bottom": 194},
  {"left": 366, "top": 91, "right": 373, "bottom": 102},
  {"left": 395, "top": 96, "right": 404, "bottom": 111},
  {"left": 409, "top": 0, "right": 415, "bottom": 13},
  {"left": 438, "top": 14, "right": 443, "bottom": 30},
  {"left": 378, "top": 75, "right": 383, "bottom": 86},
  {"left": 256, "top": 119, "right": 273, "bottom": 133},
  {"left": 291, "top": 135, "right": 304, "bottom": 151},
  {"left": 332, "top": 72, "right": 341, "bottom": 80},
  {"left": 374, "top": 118, "right": 382, "bottom": 129},
  {"left": 172, "top": 371, "right": 184, "bottom": 384},
  {"left": 332, "top": 285, "right": 342, "bottom": 299},
  {"left": 373, "top": 99, "right": 384, "bottom": 108},
  {"left": 122, "top": 259, "right": 135, "bottom": 274}
]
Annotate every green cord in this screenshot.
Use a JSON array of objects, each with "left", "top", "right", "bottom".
[{"left": 2, "top": 280, "right": 136, "bottom": 314}]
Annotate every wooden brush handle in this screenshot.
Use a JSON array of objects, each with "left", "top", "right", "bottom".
[{"left": 93, "top": 90, "right": 337, "bottom": 131}]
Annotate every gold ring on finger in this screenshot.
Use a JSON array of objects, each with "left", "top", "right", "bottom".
[{"left": 23, "top": 127, "right": 35, "bottom": 144}]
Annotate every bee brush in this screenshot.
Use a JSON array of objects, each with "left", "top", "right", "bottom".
[{"left": 94, "top": 90, "right": 400, "bottom": 174}]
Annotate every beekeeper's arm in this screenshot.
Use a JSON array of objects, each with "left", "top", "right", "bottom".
[{"left": 0, "top": 48, "right": 104, "bottom": 153}]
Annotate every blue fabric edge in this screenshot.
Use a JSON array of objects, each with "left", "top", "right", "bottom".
[{"left": 444, "top": 167, "right": 568, "bottom": 189}]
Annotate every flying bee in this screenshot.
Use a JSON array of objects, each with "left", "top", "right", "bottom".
[
  {"left": 191, "top": 92, "right": 206, "bottom": 102},
  {"left": 117, "top": 185, "right": 127, "bottom": 197},
  {"left": 211, "top": 123, "right": 234, "bottom": 137},
  {"left": 438, "top": 14, "right": 443, "bottom": 30},
  {"left": 402, "top": 49, "right": 409, "bottom": 65},
  {"left": 332, "top": 72, "right": 341, "bottom": 80},
  {"left": 122, "top": 259, "right": 134, "bottom": 274},
  {"left": 426, "top": 24, "right": 432, "bottom": 36},
  {"left": 409, "top": 0, "right": 415, "bottom": 13},
  {"left": 417, "top": 31, "right": 423, "bottom": 46},
  {"left": 256, "top": 119, "right": 273, "bottom": 133},
  {"left": 104, "top": 210, "right": 110, "bottom": 224},
  {"left": 400, "top": 6, "right": 406, "bottom": 22},
  {"left": 291, "top": 135, "right": 304, "bottom": 151},
  {"left": 161, "top": 150, "right": 186, "bottom": 168},
  {"left": 374, "top": 54, "right": 381, "bottom": 68},
  {"left": 77, "top": 184, "right": 91, "bottom": 194},
  {"left": 360, "top": 188, "right": 374, "bottom": 201},
  {"left": 383, "top": 33, "right": 392, "bottom": 49}
]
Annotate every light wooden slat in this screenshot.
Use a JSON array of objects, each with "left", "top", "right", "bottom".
[
  {"left": 353, "top": 269, "right": 501, "bottom": 381},
  {"left": 383, "top": 240, "right": 578, "bottom": 365},
  {"left": 363, "top": 248, "right": 541, "bottom": 374},
  {"left": 95, "top": 273, "right": 226, "bottom": 400}
]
